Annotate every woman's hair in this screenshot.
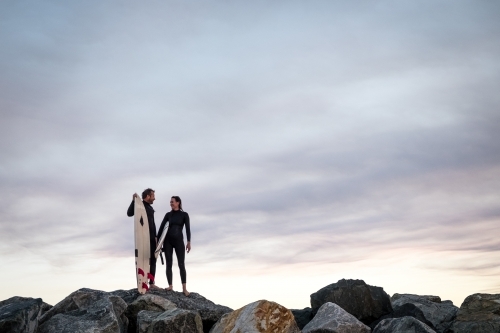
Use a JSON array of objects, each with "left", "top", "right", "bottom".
[{"left": 171, "top": 196, "right": 183, "bottom": 211}]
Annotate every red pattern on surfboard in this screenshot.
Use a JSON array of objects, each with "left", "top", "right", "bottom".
[
  {"left": 138, "top": 268, "right": 145, "bottom": 276},
  {"left": 142, "top": 283, "right": 149, "bottom": 291},
  {"left": 147, "top": 273, "right": 154, "bottom": 283}
]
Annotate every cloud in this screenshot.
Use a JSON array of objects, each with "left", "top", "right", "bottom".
[{"left": 0, "top": 0, "right": 499, "bottom": 306}]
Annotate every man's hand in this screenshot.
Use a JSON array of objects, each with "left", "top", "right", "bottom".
[
  {"left": 186, "top": 242, "right": 191, "bottom": 253},
  {"left": 133, "top": 193, "right": 138, "bottom": 200}
]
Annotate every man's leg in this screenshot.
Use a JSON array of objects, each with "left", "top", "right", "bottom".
[{"left": 149, "top": 243, "right": 159, "bottom": 288}]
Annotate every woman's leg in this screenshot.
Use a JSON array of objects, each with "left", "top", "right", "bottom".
[
  {"left": 173, "top": 237, "right": 189, "bottom": 296},
  {"left": 164, "top": 240, "right": 174, "bottom": 290}
]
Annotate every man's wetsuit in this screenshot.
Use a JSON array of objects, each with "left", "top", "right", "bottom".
[
  {"left": 127, "top": 200, "right": 157, "bottom": 284},
  {"left": 157, "top": 210, "right": 190, "bottom": 285}
]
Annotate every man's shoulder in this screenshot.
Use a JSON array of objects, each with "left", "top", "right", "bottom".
[{"left": 144, "top": 203, "right": 155, "bottom": 213}]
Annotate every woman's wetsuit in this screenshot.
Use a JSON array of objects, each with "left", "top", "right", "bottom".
[{"left": 157, "top": 210, "right": 191, "bottom": 285}]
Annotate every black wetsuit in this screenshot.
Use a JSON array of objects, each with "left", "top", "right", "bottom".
[
  {"left": 157, "top": 210, "right": 190, "bottom": 284},
  {"left": 127, "top": 200, "right": 157, "bottom": 284}
]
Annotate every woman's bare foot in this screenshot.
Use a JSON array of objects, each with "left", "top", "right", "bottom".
[
  {"left": 182, "top": 283, "right": 189, "bottom": 296},
  {"left": 165, "top": 285, "right": 173, "bottom": 291}
]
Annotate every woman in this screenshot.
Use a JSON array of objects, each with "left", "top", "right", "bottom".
[{"left": 157, "top": 196, "right": 191, "bottom": 296}]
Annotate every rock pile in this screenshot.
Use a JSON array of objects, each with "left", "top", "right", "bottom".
[{"left": 1, "top": 279, "right": 499, "bottom": 333}]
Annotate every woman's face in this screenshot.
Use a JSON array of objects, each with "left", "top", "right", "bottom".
[{"left": 170, "top": 198, "right": 179, "bottom": 210}]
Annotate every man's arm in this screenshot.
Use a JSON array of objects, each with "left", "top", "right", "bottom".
[{"left": 127, "top": 193, "right": 138, "bottom": 217}]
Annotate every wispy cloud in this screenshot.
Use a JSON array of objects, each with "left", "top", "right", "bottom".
[{"left": 1, "top": 0, "right": 499, "bottom": 306}]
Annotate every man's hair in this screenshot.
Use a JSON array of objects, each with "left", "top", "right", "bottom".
[{"left": 142, "top": 188, "right": 155, "bottom": 199}]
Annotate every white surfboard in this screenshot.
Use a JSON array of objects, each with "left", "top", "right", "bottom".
[
  {"left": 134, "top": 196, "right": 152, "bottom": 294},
  {"left": 154, "top": 221, "right": 169, "bottom": 259}
]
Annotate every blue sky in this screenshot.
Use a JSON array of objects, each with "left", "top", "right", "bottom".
[{"left": 1, "top": 1, "right": 499, "bottom": 309}]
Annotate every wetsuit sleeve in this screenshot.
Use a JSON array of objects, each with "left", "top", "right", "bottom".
[
  {"left": 185, "top": 212, "right": 191, "bottom": 242},
  {"left": 126, "top": 200, "right": 134, "bottom": 217},
  {"left": 157, "top": 212, "right": 169, "bottom": 238}
]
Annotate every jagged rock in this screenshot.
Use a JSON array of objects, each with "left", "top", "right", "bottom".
[
  {"left": 373, "top": 316, "right": 436, "bottom": 333},
  {"left": 137, "top": 308, "right": 203, "bottom": 333},
  {"left": 392, "top": 294, "right": 442, "bottom": 303},
  {"left": 210, "top": 299, "right": 300, "bottom": 333},
  {"left": 0, "top": 296, "right": 51, "bottom": 333},
  {"left": 370, "top": 293, "right": 458, "bottom": 333},
  {"left": 302, "top": 302, "right": 370, "bottom": 333},
  {"left": 291, "top": 307, "right": 313, "bottom": 329},
  {"left": 111, "top": 289, "right": 232, "bottom": 332},
  {"left": 37, "top": 288, "right": 128, "bottom": 333},
  {"left": 310, "top": 279, "right": 392, "bottom": 325},
  {"left": 448, "top": 293, "right": 500, "bottom": 333},
  {"left": 124, "top": 294, "right": 176, "bottom": 333}
]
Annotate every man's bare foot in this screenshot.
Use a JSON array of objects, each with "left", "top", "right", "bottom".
[
  {"left": 165, "top": 286, "right": 173, "bottom": 291},
  {"left": 149, "top": 284, "right": 161, "bottom": 290},
  {"left": 183, "top": 289, "right": 190, "bottom": 297}
]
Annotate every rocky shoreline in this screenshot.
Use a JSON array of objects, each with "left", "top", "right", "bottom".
[{"left": 1, "top": 279, "right": 499, "bottom": 333}]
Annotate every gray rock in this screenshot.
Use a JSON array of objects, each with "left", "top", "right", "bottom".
[
  {"left": 137, "top": 308, "right": 203, "bottom": 333},
  {"left": 209, "top": 299, "right": 300, "bottom": 333},
  {"left": 371, "top": 293, "right": 458, "bottom": 333},
  {"left": 111, "top": 288, "right": 232, "bottom": 332},
  {"left": 37, "top": 288, "right": 128, "bottom": 333},
  {"left": 124, "top": 294, "right": 176, "bottom": 333},
  {"left": 448, "top": 293, "right": 500, "bottom": 333},
  {"left": 291, "top": 307, "right": 313, "bottom": 329},
  {"left": 373, "top": 316, "right": 436, "bottom": 333},
  {"left": 302, "top": 302, "right": 371, "bottom": 333},
  {"left": 310, "top": 279, "right": 392, "bottom": 325},
  {"left": 0, "top": 296, "right": 51, "bottom": 333},
  {"left": 392, "top": 294, "right": 442, "bottom": 303}
]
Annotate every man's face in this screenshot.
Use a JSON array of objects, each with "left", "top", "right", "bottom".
[{"left": 145, "top": 192, "right": 155, "bottom": 204}]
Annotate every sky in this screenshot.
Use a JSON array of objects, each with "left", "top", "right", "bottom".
[{"left": 0, "top": 1, "right": 499, "bottom": 310}]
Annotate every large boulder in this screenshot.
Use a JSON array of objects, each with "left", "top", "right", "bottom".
[
  {"left": 290, "top": 307, "right": 313, "bottom": 329},
  {"left": 137, "top": 308, "right": 203, "bottom": 333},
  {"left": 370, "top": 293, "right": 458, "bottom": 332},
  {"left": 310, "top": 279, "right": 392, "bottom": 325},
  {"left": 302, "top": 302, "right": 370, "bottom": 333},
  {"left": 124, "top": 294, "right": 176, "bottom": 333},
  {"left": 0, "top": 296, "right": 51, "bottom": 333},
  {"left": 210, "top": 300, "right": 300, "bottom": 333},
  {"left": 111, "top": 289, "right": 232, "bottom": 332},
  {"left": 373, "top": 316, "right": 436, "bottom": 333},
  {"left": 448, "top": 293, "right": 500, "bottom": 333},
  {"left": 37, "top": 288, "right": 128, "bottom": 333}
]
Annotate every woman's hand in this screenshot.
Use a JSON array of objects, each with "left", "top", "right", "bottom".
[{"left": 186, "top": 242, "right": 191, "bottom": 253}]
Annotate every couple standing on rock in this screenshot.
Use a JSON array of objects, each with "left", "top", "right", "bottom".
[{"left": 127, "top": 188, "right": 191, "bottom": 296}]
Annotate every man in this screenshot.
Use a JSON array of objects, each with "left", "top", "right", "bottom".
[{"left": 127, "top": 188, "right": 160, "bottom": 290}]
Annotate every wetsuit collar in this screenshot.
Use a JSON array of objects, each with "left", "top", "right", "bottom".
[{"left": 143, "top": 201, "right": 155, "bottom": 212}]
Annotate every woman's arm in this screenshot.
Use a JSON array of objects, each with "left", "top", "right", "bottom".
[
  {"left": 185, "top": 212, "right": 191, "bottom": 253},
  {"left": 184, "top": 212, "right": 191, "bottom": 242},
  {"left": 157, "top": 212, "right": 169, "bottom": 238}
]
